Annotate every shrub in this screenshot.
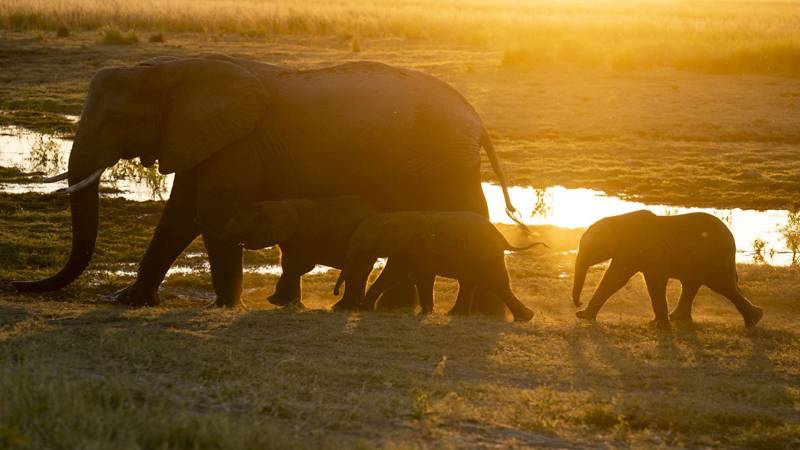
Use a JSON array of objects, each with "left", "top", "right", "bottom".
[
  {"left": 55, "top": 25, "right": 69, "bottom": 38},
  {"left": 148, "top": 32, "right": 165, "bottom": 43},
  {"left": 100, "top": 26, "right": 138, "bottom": 45}
]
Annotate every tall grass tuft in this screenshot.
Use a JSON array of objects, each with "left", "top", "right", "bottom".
[{"left": 100, "top": 26, "right": 138, "bottom": 45}]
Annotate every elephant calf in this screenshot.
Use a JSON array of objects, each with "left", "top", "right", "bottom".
[
  {"left": 221, "top": 196, "right": 377, "bottom": 306},
  {"left": 572, "top": 210, "right": 763, "bottom": 328},
  {"left": 333, "top": 211, "right": 540, "bottom": 321}
]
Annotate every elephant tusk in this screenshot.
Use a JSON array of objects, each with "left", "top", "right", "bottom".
[
  {"left": 43, "top": 171, "right": 69, "bottom": 183},
  {"left": 64, "top": 168, "right": 105, "bottom": 194}
]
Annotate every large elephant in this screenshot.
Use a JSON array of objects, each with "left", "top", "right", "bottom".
[
  {"left": 571, "top": 210, "right": 763, "bottom": 327},
  {"left": 12, "top": 55, "right": 521, "bottom": 309}
]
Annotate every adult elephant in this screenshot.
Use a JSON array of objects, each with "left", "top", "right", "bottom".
[{"left": 12, "top": 55, "right": 521, "bottom": 310}]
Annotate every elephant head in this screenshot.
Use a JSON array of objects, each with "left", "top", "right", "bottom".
[
  {"left": 221, "top": 200, "right": 300, "bottom": 250},
  {"left": 349, "top": 213, "right": 429, "bottom": 260},
  {"left": 12, "top": 57, "right": 270, "bottom": 292},
  {"left": 572, "top": 210, "right": 658, "bottom": 306}
]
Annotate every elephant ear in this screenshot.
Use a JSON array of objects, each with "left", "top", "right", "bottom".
[
  {"left": 150, "top": 58, "right": 269, "bottom": 174},
  {"left": 247, "top": 200, "right": 300, "bottom": 247},
  {"left": 612, "top": 210, "right": 664, "bottom": 265}
]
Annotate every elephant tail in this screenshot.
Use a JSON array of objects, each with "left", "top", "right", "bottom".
[
  {"left": 480, "top": 129, "right": 529, "bottom": 230},
  {"left": 504, "top": 239, "right": 550, "bottom": 252},
  {"left": 333, "top": 270, "right": 345, "bottom": 296}
]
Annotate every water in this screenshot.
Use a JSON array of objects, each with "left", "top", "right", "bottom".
[
  {"left": 484, "top": 185, "right": 797, "bottom": 266},
  {"left": 1, "top": 123, "right": 796, "bottom": 266}
]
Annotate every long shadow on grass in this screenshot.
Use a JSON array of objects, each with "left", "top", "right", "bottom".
[{"left": 566, "top": 321, "right": 798, "bottom": 437}]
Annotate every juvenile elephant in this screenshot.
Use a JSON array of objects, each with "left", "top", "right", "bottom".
[
  {"left": 333, "top": 211, "right": 540, "bottom": 321},
  {"left": 221, "top": 196, "right": 377, "bottom": 307},
  {"left": 572, "top": 210, "right": 763, "bottom": 328},
  {"left": 12, "top": 55, "right": 522, "bottom": 313}
]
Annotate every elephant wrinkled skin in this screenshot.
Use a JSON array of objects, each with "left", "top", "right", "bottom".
[
  {"left": 572, "top": 210, "right": 764, "bottom": 328},
  {"left": 12, "top": 55, "right": 521, "bottom": 311}
]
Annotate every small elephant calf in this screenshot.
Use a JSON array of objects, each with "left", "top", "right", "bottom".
[
  {"left": 572, "top": 210, "right": 763, "bottom": 327},
  {"left": 333, "top": 211, "right": 540, "bottom": 321},
  {"left": 222, "top": 196, "right": 378, "bottom": 306}
]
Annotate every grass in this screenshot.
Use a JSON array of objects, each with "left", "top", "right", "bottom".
[
  {"left": 1, "top": 3, "right": 800, "bottom": 445},
  {"left": 99, "top": 26, "right": 138, "bottom": 45},
  {"left": 0, "top": 1, "right": 799, "bottom": 74},
  {"left": 1, "top": 30, "right": 799, "bottom": 209},
  {"left": 0, "top": 191, "right": 799, "bottom": 448}
]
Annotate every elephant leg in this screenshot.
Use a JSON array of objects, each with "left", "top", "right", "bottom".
[
  {"left": 116, "top": 173, "right": 200, "bottom": 306},
  {"left": 333, "top": 259, "right": 374, "bottom": 311},
  {"left": 448, "top": 280, "right": 475, "bottom": 316},
  {"left": 705, "top": 271, "right": 763, "bottom": 327},
  {"left": 204, "top": 234, "right": 243, "bottom": 307},
  {"left": 269, "top": 273, "right": 302, "bottom": 306},
  {"left": 480, "top": 261, "right": 534, "bottom": 322},
  {"left": 268, "top": 248, "right": 312, "bottom": 306},
  {"left": 414, "top": 272, "right": 435, "bottom": 315},
  {"left": 576, "top": 261, "right": 637, "bottom": 321},
  {"left": 643, "top": 272, "right": 670, "bottom": 329},
  {"left": 670, "top": 281, "right": 700, "bottom": 323},
  {"left": 361, "top": 260, "right": 407, "bottom": 311}
]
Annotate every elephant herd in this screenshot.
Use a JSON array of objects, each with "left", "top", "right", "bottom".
[{"left": 12, "top": 55, "right": 763, "bottom": 328}]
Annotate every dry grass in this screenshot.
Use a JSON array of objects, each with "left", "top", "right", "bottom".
[
  {"left": 1, "top": 5, "right": 800, "bottom": 445},
  {"left": 1, "top": 31, "right": 799, "bottom": 209},
  {"left": 1, "top": 192, "right": 799, "bottom": 448},
  {"left": 1, "top": 0, "right": 800, "bottom": 74}
]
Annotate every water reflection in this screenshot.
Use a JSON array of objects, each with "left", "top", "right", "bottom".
[
  {"left": 0, "top": 125, "right": 173, "bottom": 200},
  {"left": 96, "top": 263, "right": 333, "bottom": 278},
  {"left": 483, "top": 184, "right": 796, "bottom": 266},
  {"left": 1, "top": 123, "right": 796, "bottom": 266}
]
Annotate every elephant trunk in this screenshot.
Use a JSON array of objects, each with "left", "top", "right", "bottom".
[
  {"left": 572, "top": 252, "right": 588, "bottom": 307},
  {"left": 12, "top": 150, "right": 101, "bottom": 293}
]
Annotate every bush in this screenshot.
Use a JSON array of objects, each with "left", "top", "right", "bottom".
[
  {"left": 100, "top": 26, "right": 138, "bottom": 45},
  {"left": 148, "top": 32, "right": 165, "bottom": 43},
  {"left": 55, "top": 25, "right": 69, "bottom": 38}
]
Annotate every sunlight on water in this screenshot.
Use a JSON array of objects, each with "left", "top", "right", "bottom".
[
  {"left": 483, "top": 183, "right": 795, "bottom": 266},
  {"left": 0, "top": 125, "right": 174, "bottom": 200},
  {"left": 1, "top": 123, "right": 795, "bottom": 266}
]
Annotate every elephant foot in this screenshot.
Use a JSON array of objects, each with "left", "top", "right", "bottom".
[
  {"left": 212, "top": 295, "right": 244, "bottom": 308},
  {"left": 268, "top": 292, "right": 300, "bottom": 307},
  {"left": 115, "top": 283, "right": 161, "bottom": 307},
  {"left": 575, "top": 309, "right": 597, "bottom": 321},
  {"left": 744, "top": 306, "right": 764, "bottom": 328},
  {"left": 669, "top": 310, "right": 694, "bottom": 324},
  {"left": 512, "top": 307, "right": 535, "bottom": 323},
  {"left": 332, "top": 298, "right": 358, "bottom": 311},
  {"left": 357, "top": 302, "right": 376, "bottom": 312},
  {"left": 649, "top": 318, "right": 672, "bottom": 330},
  {"left": 447, "top": 303, "right": 471, "bottom": 316},
  {"left": 419, "top": 307, "right": 433, "bottom": 316}
]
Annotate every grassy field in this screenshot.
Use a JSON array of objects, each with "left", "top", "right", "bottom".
[
  {"left": 2, "top": 0, "right": 800, "bottom": 75},
  {"left": 1, "top": 30, "right": 800, "bottom": 209},
  {"left": 1, "top": 192, "right": 799, "bottom": 448},
  {"left": 1, "top": 0, "right": 800, "bottom": 448}
]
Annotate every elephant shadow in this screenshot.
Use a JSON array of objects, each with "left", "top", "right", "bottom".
[{"left": 565, "top": 320, "right": 797, "bottom": 424}]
